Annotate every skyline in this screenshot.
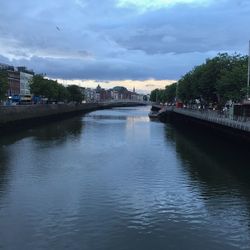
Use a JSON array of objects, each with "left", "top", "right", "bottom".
[
  {"left": 56, "top": 79, "right": 176, "bottom": 94},
  {"left": 0, "top": 0, "right": 250, "bottom": 92}
]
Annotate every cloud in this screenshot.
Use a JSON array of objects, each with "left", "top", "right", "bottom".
[
  {"left": 110, "top": 1, "right": 250, "bottom": 55},
  {"left": 117, "top": 0, "right": 216, "bottom": 10},
  {"left": 58, "top": 78, "right": 175, "bottom": 94},
  {"left": 0, "top": 0, "right": 249, "bottom": 88}
]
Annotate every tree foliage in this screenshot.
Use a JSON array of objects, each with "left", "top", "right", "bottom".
[
  {"left": 177, "top": 53, "right": 248, "bottom": 105},
  {"left": 150, "top": 88, "right": 165, "bottom": 103},
  {"left": 150, "top": 83, "right": 177, "bottom": 103},
  {"left": 165, "top": 83, "right": 177, "bottom": 103},
  {"left": 30, "top": 75, "right": 84, "bottom": 103},
  {"left": 150, "top": 53, "right": 248, "bottom": 106},
  {"left": 66, "top": 85, "right": 84, "bottom": 103}
]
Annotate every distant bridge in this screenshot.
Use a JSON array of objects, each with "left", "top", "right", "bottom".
[{"left": 88, "top": 99, "right": 150, "bottom": 105}]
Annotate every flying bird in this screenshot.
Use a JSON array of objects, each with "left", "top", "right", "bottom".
[{"left": 56, "top": 26, "right": 60, "bottom": 31}]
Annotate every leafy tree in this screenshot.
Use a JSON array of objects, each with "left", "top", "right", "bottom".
[
  {"left": 178, "top": 72, "right": 198, "bottom": 103},
  {"left": 216, "top": 55, "right": 248, "bottom": 104},
  {"left": 150, "top": 89, "right": 159, "bottom": 102},
  {"left": 30, "top": 74, "right": 50, "bottom": 97},
  {"left": 57, "top": 84, "right": 69, "bottom": 102},
  {"left": 150, "top": 88, "right": 166, "bottom": 103},
  {"left": 67, "top": 85, "right": 84, "bottom": 103},
  {"left": 176, "top": 53, "right": 248, "bottom": 106},
  {"left": 165, "top": 83, "right": 177, "bottom": 103},
  {"left": 158, "top": 89, "right": 167, "bottom": 103},
  {"left": 30, "top": 74, "right": 70, "bottom": 102},
  {"left": 0, "top": 70, "right": 8, "bottom": 101},
  {"left": 150, "top": 83, "right": 178, "bottom": 104}
]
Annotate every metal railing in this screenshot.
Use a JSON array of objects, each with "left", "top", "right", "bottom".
[{"left": 166, "top": 107, "right": 250, "bottom": 132}]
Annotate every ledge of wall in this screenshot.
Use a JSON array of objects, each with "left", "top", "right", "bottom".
[{"left": 0, "top": 102, "right": 145, "bottom": 127}]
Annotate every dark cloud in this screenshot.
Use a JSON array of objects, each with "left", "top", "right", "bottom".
[
  {"left": 0, "top": 0, "right": 249, "bottom": 81},
  {"left": 107, "top": 2, "right": 250, "bottom": 54}
]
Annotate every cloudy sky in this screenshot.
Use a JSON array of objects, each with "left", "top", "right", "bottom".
[{"left": 0, "top": 0, "right": 250, "bottom": 93}]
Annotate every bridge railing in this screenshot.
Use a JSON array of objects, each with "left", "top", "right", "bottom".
[
  {"left": 98, "top": 99, "right": 149, "bottom": 105},
  {"left": 168, "top": 107, "right": 250, "bottom": 132}
]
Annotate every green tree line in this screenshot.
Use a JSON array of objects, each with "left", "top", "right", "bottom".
[
  {"left": 30, "top": 75, "right": 84, "bottom": 103},
  {"left": 150, "top": 53, "right": 249, "bottom": 106},
  {"left": 150, "top": 83, "right": 177, "bottom": 103}
]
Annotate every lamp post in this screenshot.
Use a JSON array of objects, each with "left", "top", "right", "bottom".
[
  {"left": 247, "top": 40, "right": 250, "bottom": 100},
  {"left": 175, "top": 81, "right": 178, "bottom": 103}
]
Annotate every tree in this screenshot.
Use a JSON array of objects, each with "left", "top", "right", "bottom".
[
  {"left": 67, "top": 85, "right": 84, "bottom": 103},
  {"left": 178, "top": 71, "right": 198, "bottom": 104},
  {"left": 216, "top": 55, "right": 248, "bottom": 104},
  {"left": 57, "top": 84, "right": 69, "bottom": 102},
  {"left": 0, "top": 70, "right": 8, "bottom": 101},
  {"left": 30, "top": 74, "right": 69, "bottom": 102},
  {"left": 177, "top": 53, "right": 248, "bottom": 106},
  {"left": 165, "top": 83, "right": 177, "bottom": 103},
  {"left": 150, "top": 89, "right": 159, "bottom": 102},
  {"left": 150, "top": 88, "right": 166, "bottom": 103}
]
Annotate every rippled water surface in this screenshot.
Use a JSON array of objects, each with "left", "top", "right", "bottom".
[{"left": 0, "top": 106, "right": 250, "bottom": 249}]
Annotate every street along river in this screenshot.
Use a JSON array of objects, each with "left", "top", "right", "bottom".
[{"left": 0, "top": 106, "right": 249, "bottom": 249}]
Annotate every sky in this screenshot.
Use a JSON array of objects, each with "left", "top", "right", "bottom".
[{"left": 0, "top": 0, "right": 250, "bottom": 93}]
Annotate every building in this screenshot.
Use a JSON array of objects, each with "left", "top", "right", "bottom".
[
  {"left": 7, "top": 70, "right": 20, "bottom": 96},
  {"left": 96, "top": 85, "right": 112, "bottom": 101},
  {"left": 0, "top": 64, "right": 35, "bottom": 103},
  {"left": 84, "top": 88, "right": 98, "bottom": 103},
  {"left": 19, "top": 71, "right": 32, "bottom": 95},
  {"left": 84, "top": 85, "right": 145, "bottom": 103},
  {"left": 5, "top": 66, "right": 34, "bottom": 97},
  {"left": 17, "top": 67, "right": 34, "bottom": 95},
  {"left": 112, "top": 86, "right": 131, "bottom": 100}
]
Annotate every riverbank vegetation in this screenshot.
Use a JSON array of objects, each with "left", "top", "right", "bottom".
[
  {"left": 30, "top": 75, "right": 84, "bottom": 103},
  {"left": 150, "top": 53, "right": 249, "bottom": 107}
]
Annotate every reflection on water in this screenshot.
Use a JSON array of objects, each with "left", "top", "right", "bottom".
[
  {"left": 0, "top": 106, "right": 249, "bottom": 250},
  {"left": 166, "top": 124, "right": 250, "bottom": 189},
  {"left": 0, "top": 148, "right": 10, "bottom": 193},
  {"left": 0, "top": 116, "right": 83, "bottom": 201},
  {"left": 0, "top": 116, "right": 83, "bottom": 146},
  {"left": 165, "top": 125, "right": 250, "bottom": 248}
]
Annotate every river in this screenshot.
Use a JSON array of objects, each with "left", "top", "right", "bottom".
[{"left": 0, "top": 106, "right": 249, "bottom": 249}]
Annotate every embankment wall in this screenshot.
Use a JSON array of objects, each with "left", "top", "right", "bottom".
[
  {"left": 0, "top": 102, "right": 145, "bottom": 132},
  {"left": 158, "top": 108, "right": 250, "bottom": 144}
]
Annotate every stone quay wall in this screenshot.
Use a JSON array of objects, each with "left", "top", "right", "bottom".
[
  {"left": 0, "top": 102, "right": 145, "bottom": 127},
  {"left": 158, "top": 106, "right": 250, "bottom": 143}
]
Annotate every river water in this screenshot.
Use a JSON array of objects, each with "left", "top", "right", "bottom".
[{"left": 0, "top": 106, "right": 250, "bottom": 250}]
